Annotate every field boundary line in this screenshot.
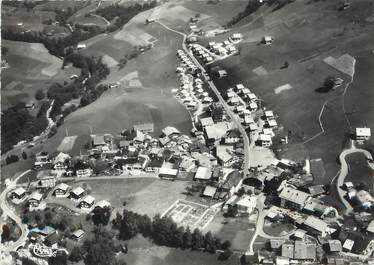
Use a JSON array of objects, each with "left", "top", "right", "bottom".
[{"left": 303, "top": 100, "right": 329, "bottom": 144}]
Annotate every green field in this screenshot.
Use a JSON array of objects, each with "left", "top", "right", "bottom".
[
  {"left": 345, "top": 153, "right": 374, "bottom": 195},
  {"left": 1, "top": 40, "right": 80, "bottom": 109},
  {"left": 120, "top": 236, "right": 239, "bottom": 265}
]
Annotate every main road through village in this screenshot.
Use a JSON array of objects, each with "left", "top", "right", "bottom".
[{"left": 155, "top": 20, "right": 251, "bottom": 178}]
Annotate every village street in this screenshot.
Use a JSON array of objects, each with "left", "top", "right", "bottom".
[{"left": 0, "top": 170, "right": 31, "bottom": 252}]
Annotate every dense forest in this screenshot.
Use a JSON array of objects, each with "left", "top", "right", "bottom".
[
  {"left": 1, "top": 102, "right": 50, "bottom": 153},
  {"left": 226, "top": 0, "right": 293, "bottom": 27},
  {"left": 96, "top": 1, "right": 157, "bottom": 31}
]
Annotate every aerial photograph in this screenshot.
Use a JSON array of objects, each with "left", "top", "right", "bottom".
[{"left": 0, "top": 0, "right": 374, "bottom": 264}]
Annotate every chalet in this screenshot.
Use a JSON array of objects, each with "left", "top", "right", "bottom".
[
  {"left": 224, "top": 129, "right": 241, "bottom": 144},
  {"left": 235, "top": 84, "right": 245, "bottom": 92},
  {"left": 354, "top": 190, "right": 374, "bottom": 208},
  {"left": 355, "top": 127, "right": 371, "bottom": 141},
  {"left": 70, "top": 187, "right": 85, "bottom": 200},
  {"left": 243, "top": 115, "right": 254, "bottom": 126},
  {"left": 294, "top": 241, "right": 316, "bottom": 260},
  {"left": 248, "top": 102, "right": 258, "bottom": 112},
  {"left": 10, "top": 187, "right": 26, "bottom": 200},
  {"left": 230, "top": 33, "right": 243, "bottom": 42},
  {"left": 279, "top": 186, "right": 310, "bottom": 210},
  {"left": 92, "top": 135, "right": 106, "bottom": 147},
  {"left": 95, "top": 200, "right": 111, "bottom": 209},
  {"left": 258, "top": 133, "right": 272, "bottom": 147},
  {"left": 44, "top": 232, "right": 59, "bottom": 248},
  {"left": 53, "top": 152, "right": 71, "bottom": 172},
  {"left": 77, "top": 43, "right": 86, "bottom": 49},
  {"left": 216, "top": 69, "right": 228, "bottom": 78},
  {"left": 133, "top": 123, "right": 154, "bottom": 134},
  {"left": 248, "top": 123, "right": 259, "bottom": 132},
  {"left": 146, "top": 158, "right": 164, "bottom": 173},
  {"left": 29, "top": 192, "right": 43, "bottom": 207},
  {"left": 162, "top": 126, "right": 180, "bottom": 138},
  {"left": 208, "top": 103, "right": 224, "bottom": 122},
  {"left": 343, "top": 239, "right": 354, "bottom": 252},
  {"left": 79, "top": 195, "right": 95, "bottom": 209},
  {"left": 34, "top": 152, "right": 50, "bottom": 169},
  {"left": 236, "top": 196, "right": 257, "bottom": 215},
  {"left": 194, "top": 166, "right": 212, "bottom": 181},
  {"left": 54, "top": 183, "right": 69, "bottom": 198},
  {"left": 302, "top": 216, "right": 336, "bottom": 237},
  {"left": 328, "top": 240, "right": 342, "bottom": 252},
  {"left": 216, "top": 145, "right": 236, "bottom": 167},
  {"left": 246, "top": 93, "right": 257, "bottom": 102},
  {"left": 37, "top": 171, "right": 57, "bottom": 189},
  {"left": 263, "top": 36, "right": 273, "bottom": 45},
  {"left": 266, "top": 119, "right": 278, "bottom": 128},
  {"left": 202, "top": 97, "right": 213, "bottom": 104},
  {"left": 76, "top": 168, "right": 93, "bottom": 178},
  {"left": 241, "top": 88, "right": 251, "bottom": 95},
  {"left": 202, "top": 186, "right": 217, "bottom": 198},
  {"left": 229, "top": 97, "right": 240, "bottom": 106},
  {"left": 159, "top": 167, "right": 178, "bottom": 180},
  {"left": 71, "top": 229, "right": 85, "bottom": 241},
  {"left": 227, "top": 91, "right": 236, "bottom": 98},
  {"left": 264, "top": 110, "right": 274, "bottom": 119},
  {"left": 205, "top": 122, "right": 231, "bottom": 146}
]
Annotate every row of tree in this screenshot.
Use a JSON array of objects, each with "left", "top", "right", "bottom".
[{"left": 114, "top": 210, "right": 232, "bottom": 254}]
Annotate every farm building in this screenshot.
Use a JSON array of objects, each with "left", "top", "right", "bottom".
[
  {"left": 202, "top": 186, "right": 217, "bottom": 198},
  {"left": 53, "top": 152, "right": 71, "bottom": 172},
  {"left": 10, "top": 187, "right": 26, "bottom": 200},
  {"left": 133, "top": 123, "right": 154, "bottom": 134},
  {"left": 71, "top": 229, "right": 85, "bottom": 241},
  {"left": 28, "top": 192, "right": 43, "bottom": 207},
  {"left": 258, "top": 133, "right": 272, "bottom": 147},
  {"left": 262, "top": 36, "right": 273, "bottom": 45},
  {"left": 158, "top": 167, "right": 178, "bottom": 180},
  {"left": 70, "top": 187, "right": 85, "bottom": 200},
  {"left": 79, "top": 195, "right": 95, "bottom": 209},
  {"left": 355, "top": 127, "right": 371, "bottom": 141},
  {"left": 194, "top": 166, "right": 212, "bottom": 181},
  {"left": 230, "top": 33, "right": 243, "bottom": 42},
  {"left": 54, "top": 183, "right": 69, "bottom": 198},
  {"left": 279, "top": 186, "right": 310, "bottom": 210}
]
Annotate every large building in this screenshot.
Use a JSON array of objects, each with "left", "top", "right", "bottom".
[{"left": 279, "top": 187, "right": 310, "bottom": 210}]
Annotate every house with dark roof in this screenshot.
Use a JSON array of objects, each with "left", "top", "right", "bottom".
[{"left": 145, "top": 158, "right": 164, "bottom": 173}]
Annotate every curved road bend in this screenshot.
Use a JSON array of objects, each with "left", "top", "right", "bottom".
[
  {"left": 247, "top": 194, "right": 295, "bottom": 254},
  {"left": 155, "top": 21, "right": 251, "bottom": 177},
  {"left": 0, "top": 170, "right": 31, "bottom": 252},
  {"left": 336, "top": 148, "right": 374, "bottom": 214}
]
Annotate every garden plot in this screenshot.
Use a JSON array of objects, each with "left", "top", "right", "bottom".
[{"left": 163, "top": 200, "right": 217, "bottom": 230}]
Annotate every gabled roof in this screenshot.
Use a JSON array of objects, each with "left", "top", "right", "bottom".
[
  {"left": 12, "top": 187, "right": 26, "bottom": 196},
  {"left": 55, "top": 183, "right": 69, "bottom": 191},
  {"left": 29, "top": 192, "right": 43, "bottom": 201},
  {"left": 279, "top": 187, "right": 310, "bottom": 206},
  {"left": 162, "top": 126, "right": 180, "bottom": 137},
  {"left": 72, "top": 229, "right": 85, "bottom": 238},
  {"left": 81, "top": 195, "right": 95, "bottom": 204},
  {"left": 70, "top": 187, "right": 85, "bottom": 196}
]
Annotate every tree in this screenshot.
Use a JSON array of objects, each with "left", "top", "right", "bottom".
[
  {"left": 92, "top": 206, "right": 111, "bottom": 226},
  {"left": 22, "top": 151, "right": 27, "bottom": 160},
  {"left": 218, "top": 249, "right": 233, "bottom": 260},
  {"left": 182, "top": 227, "right": 192, "bottom": 249},
  {"left": 1, "top": 225, "right": 10, "bottom": 242},
  {"left": 35, "top": 89, "right": 45, "bottom": 100},
  {"left": 221, "top": 240, "right": 231, "bottom": 250},
  {"left": 6, "top": 155, "right": 19, "bottom": 164},
  {"left": 84, "top": 233, "right": 117, "bottom": 265},
  {"left": 69, "top": 246, "right": 85, "bottom": 262},
  {"left": 49, "top": 252, "right": 68, "bottom": 265},
  {"left": 204, "top": 231, "right": 216, "bottom": 253},
  {"left": 191, "top": 228, "right": 204, "bottom": 250}
]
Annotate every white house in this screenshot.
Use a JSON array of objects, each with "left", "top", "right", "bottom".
[
  {"left": 79, "top": 195, "right": 95, "bottom": 209},
  {"left": 258, "top": 133, "right": 272, "bottom": 147},
  {"left": 356, "top": 127, "right": 371, "bottom": 141}
]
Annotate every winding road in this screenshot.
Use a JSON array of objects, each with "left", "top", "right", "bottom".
[
  {"left": 336, "top": 146, "right": 374, "bottom": 214},
  {"left": 0, "top": 170, "right": 31, "bottom": 252},
  {"left": 155, "top": 21, "right": 251, "bottom": 178}
]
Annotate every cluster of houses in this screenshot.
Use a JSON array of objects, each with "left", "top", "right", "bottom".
[
  {"left": 225, "top": 83, "right": 278, "bottom": 147},
  {"left": 207, "top": 39, "right": 238, "bottom": 57}
]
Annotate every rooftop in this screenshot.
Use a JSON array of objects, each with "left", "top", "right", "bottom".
[
  {"left": 356, "top": 127, "right": 371, "bottom": 137},
  {"left": 279, "top": 187, "right": 310, "bottom": 206},
  {"left": 195, "top": 166, "right": 212, "bottom": 180}
]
